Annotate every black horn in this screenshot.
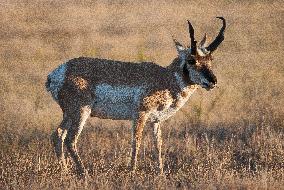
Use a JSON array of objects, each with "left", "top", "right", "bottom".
[
  {"left": 206, "top": 17, "right": 226, "bottom": 52},
  {"left": 187, "top": 20, "right": 197, "bottom": 55}
]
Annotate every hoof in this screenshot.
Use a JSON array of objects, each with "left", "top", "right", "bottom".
[
  {"left": 77, "top": 170, "right": 89, "bottom": 181},
  {"left": 128, "top": 164, "right": 137, "bottom": 172},
  {"left": 155, "top": 167, "right": 164, "bottom": 175}
]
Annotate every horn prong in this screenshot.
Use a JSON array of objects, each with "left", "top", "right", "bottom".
[{"left": 199, "top": 33, "right": 207, "bottom": 47}]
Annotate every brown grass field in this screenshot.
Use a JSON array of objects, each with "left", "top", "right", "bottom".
[{"left": 0, "top": 0, "right": 283, "bottom": 189}]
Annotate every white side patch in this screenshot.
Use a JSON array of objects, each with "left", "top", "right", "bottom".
[
  {"left": 47, "top": 63, "right": 67, "bottom": 101},
  {"left": 93, "top": 84, "right": 146, "bottom": 119}
]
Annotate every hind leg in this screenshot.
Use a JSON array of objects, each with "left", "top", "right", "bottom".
[
  {"left": 51, "top": 113, "right": 71, "bottom": 172},
  {"left": 65, "top": 105, "right": 91, "bottom": 177}
]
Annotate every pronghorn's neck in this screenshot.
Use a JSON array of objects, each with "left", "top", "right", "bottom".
[
  {"left": 146, "top": 64, "right": 198, "bottom": 122},
  {"left": 168, "top": 57, "right": 196, "bottom": 90},
  {"left": 172, "top": 71, "right": 198, "bottom": 110},
  {"left": 163, "top": 57, "right": 198, "bottom": 111}
]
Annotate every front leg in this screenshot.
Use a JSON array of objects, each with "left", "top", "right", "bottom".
[
  {"left": 151, "top": 122, "right": 163, "bottom": 174},
  {"left": 130, "top": 112, "right": 148, "bottom": 171}
]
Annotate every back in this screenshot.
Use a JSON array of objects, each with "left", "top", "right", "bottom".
[{"left": 65, "top": 57, "right": 176, "bottom": 90}]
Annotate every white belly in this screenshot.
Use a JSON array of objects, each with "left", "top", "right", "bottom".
[
  {"left": 92, "top": 84, "right": 145, "bottom": 120},
  {"left": 148, "top": 106, "right": 179, "bottom": 122}
]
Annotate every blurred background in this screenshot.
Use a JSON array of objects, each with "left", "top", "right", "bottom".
[{"left": 0, "top": 0, "right": 283, "bottom": 189}]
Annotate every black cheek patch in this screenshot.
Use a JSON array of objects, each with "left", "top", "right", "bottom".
[
  {"left": 201, "top": 68, "right": 217, "bottom": 84},
  {"left": 187, "top": 59, "right": 196, "bottom": 65}
]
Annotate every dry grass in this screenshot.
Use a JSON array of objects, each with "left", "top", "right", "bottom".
[{"left": 0, "top": 0, "right": 283, "bottom": 189}]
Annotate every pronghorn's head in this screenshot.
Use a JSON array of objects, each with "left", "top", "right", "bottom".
[{"left": 174, "top": 17, "right": 226, "bottom": 90}]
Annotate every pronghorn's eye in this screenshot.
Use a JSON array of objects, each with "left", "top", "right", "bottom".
[{"left": 187, "top": 59, "right": 196, "bottom": 65}]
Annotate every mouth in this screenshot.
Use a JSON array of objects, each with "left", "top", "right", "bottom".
[{"left": 201, "top": 83, "right": 215, "bottom": 91}]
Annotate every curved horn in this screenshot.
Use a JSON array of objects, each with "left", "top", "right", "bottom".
[
  {"left": 206, "top": 17, "right": 226, "bottom": 52},
  {"left": 187, "top": 20, "right": 197, "bottom": 55}
]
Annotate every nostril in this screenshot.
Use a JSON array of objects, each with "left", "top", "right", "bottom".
[
  {"left": 209, "top": 80, "right": 217, "bottom": 86},
  {"left": 212, "top": 77, "right": 217, "bottom": 85},
  {"left": 213, "top": 76, "right": 217, "bottom": 84}
]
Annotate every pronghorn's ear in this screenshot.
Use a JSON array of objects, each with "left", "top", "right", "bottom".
[
  {"left": 173, "top": 38, "right": 185, "bottom": 53},
  {"left": 199, "top": 33, "right": 207, "bottom": 47}
]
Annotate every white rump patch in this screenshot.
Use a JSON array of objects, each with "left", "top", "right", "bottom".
[
  {"left": 46, "top": 63, "right": 67, "bottom": 101},
  {"left": 92, "top": 84, "right": 146, "bottom": 119}
]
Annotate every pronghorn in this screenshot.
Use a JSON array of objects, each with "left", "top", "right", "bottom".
[{"left": 46, "top": 17, "right": 226, "bottom": 176}]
